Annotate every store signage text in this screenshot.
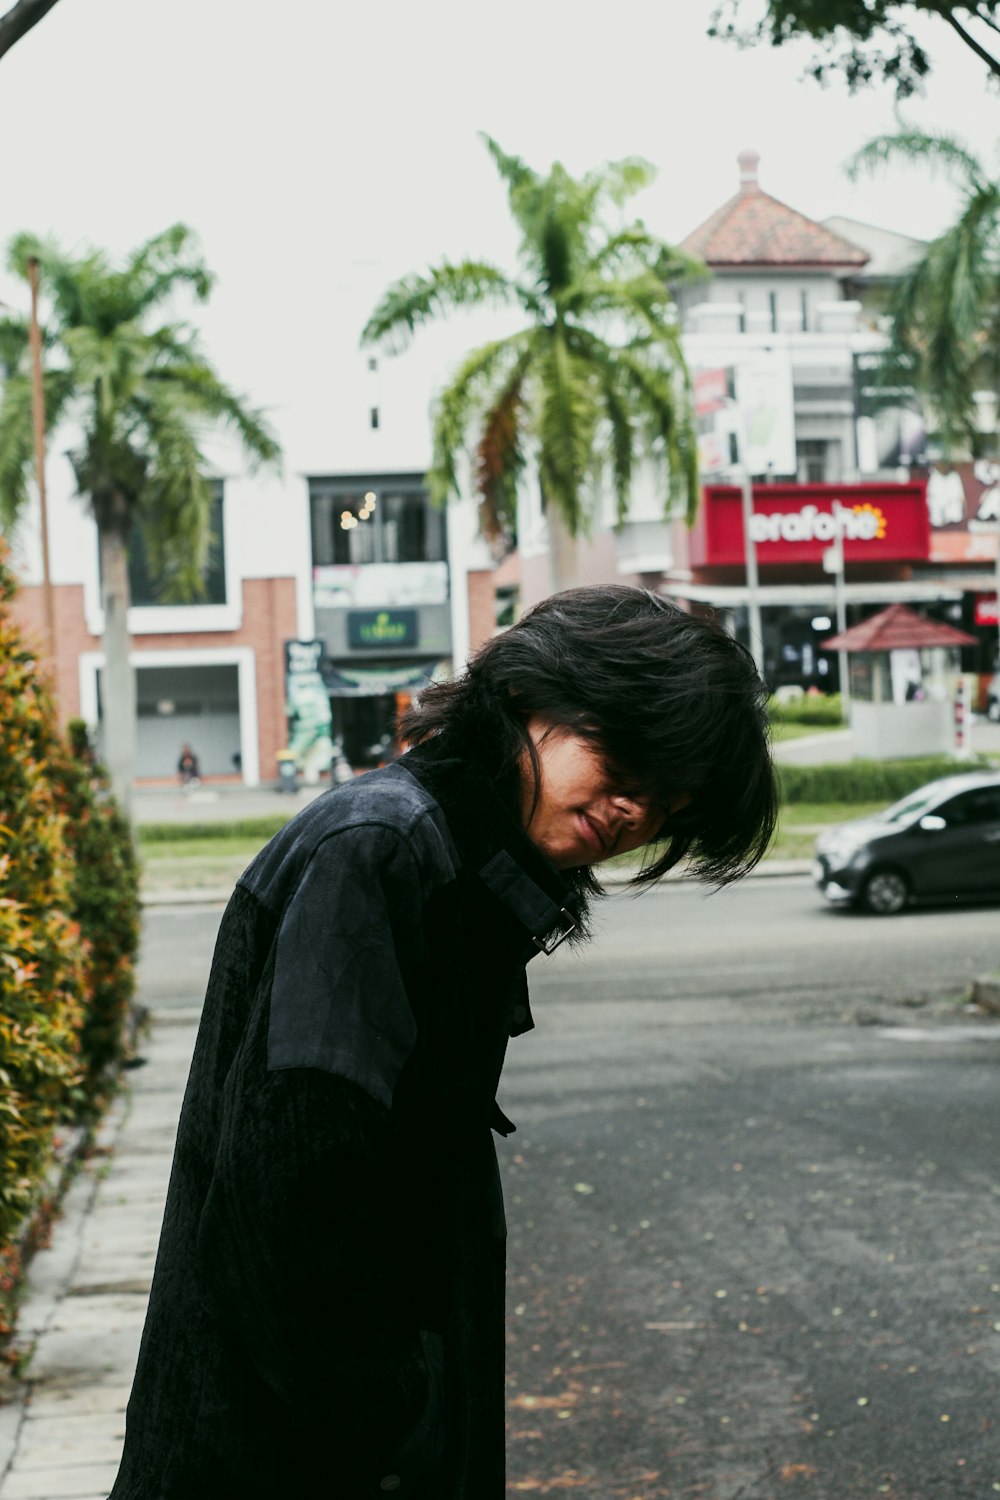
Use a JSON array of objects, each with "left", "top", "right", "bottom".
[
  {"left": 347, "top": 609, "right": 419, "bottom": 650},
  {"left": 690, "top": 483, "right": 929, "bottom": 568},
  {"left": 749, "top": 503, "right": 886, "bottom": 546},
  {"left": 284, "top": 638, "right": 324, "bottom": 676}
]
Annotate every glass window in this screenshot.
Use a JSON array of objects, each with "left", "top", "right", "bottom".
[
  {"left": 332, "top": 493, "right": 377, "bottom": 565},
  {"left": 127, "top": 483, "right": 226, "bottom": 606},
  {"left": 940, "top": 789, "right": 1000, "bottom": 826},
  {"left": 309, "top": 479, "right": 444, "bottom": 566},
  {"left": 796, "top": 440, "right": 828, "bottom": 484}
]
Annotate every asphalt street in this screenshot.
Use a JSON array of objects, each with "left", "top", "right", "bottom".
[{"left": 139, "top": 879, "right": 1000, "bottom": 1499}]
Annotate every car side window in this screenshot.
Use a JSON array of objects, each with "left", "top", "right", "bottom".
[
  {"left": 977, "top": 790, "right": 1000, "bottom": 822},
  {"left": 939, "top": 790, "right": 1000, "bottom": 827}
]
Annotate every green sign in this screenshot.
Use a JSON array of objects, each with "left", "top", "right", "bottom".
[{"left": 348, "top": 609, "right": 419, "bottom": 649}]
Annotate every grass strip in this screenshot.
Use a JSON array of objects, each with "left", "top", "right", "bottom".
[{"left": 138, "top": 815, "right": 293, "bottom": 844}]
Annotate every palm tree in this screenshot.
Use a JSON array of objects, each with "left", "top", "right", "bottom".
[
  {"left": 848, "top": 128, "right": 1000, "bottom": 454},
  {"left": 362, "top": 135, "right": 704, "bottom": 591},
  {"left": 849, "top": 127, "right": 1000, "bottom": 670},
  {"left": 0, "top": 223, "right": 280, "bottom": 815}
]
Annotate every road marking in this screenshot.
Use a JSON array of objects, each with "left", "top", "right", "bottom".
[{"left": 880, "top": 1026, "right": 1000, "bottom": 1043}]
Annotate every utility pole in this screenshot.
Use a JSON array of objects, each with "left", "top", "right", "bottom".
[
  {"left": 738, "top": 463, "right": 765, "bottom": 678},
  {"left": 27, "top": 256, "right": 56, "bottom": 665},
  {"left": 824, "top": 500, "right": 851, "bottom": 718}
]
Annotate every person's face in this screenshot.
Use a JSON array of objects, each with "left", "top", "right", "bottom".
[{"left": 519, "top": 715, "right": 686, "bottom": 869}]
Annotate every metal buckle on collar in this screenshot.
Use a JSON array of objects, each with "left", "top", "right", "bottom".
[{"left": 533, "top": 908, "right": 577, "bottom": 955}]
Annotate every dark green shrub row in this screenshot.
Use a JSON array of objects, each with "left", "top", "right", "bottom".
[
  {"left": 0, "top": 546, "right": 141, "bottom": 1352},
  {"left": 138, "top": 815, "right": 292, "bottom": 844},
  {"left": 0, "top": 555, "right": 86, "bottom": 1263},
  {"left": 778, "top": 756, "right": 987, "bottom": 805},
  {"left": 768, "top": 693, "right": 845, "bottom": 726},
  {"left": 56, "top": 720, "right": 141, "bottom": 1106}
]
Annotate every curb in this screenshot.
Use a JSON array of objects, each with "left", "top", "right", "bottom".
[{"left": 140, "top": 861, "right": 815, "bottom": 906}]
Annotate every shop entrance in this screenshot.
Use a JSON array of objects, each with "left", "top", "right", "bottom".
[{"left": 334, "top": 695, "right": 400, "bottom": 769}]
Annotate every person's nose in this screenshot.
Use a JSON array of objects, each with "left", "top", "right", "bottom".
[{"left": 608, "top": 792, "right": 649, "bottom": 828}]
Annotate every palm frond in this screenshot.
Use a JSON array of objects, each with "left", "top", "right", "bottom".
[
  {"left": 428, "top": 333, "right": 534, "bottom": 506},
  {"left": 847, "top": 129, "right": 986, "bottom": 192},
  {"left": 132, "top": 388, "right": 213, "bottom": 600},
  {"left": 581, "top": 155, "right": 656, "bottom": 210},
  {"left": 361, "top": 261, "right": 534, "bottom": 353},
  {"left": 885, "top": 182, "right": 1000, "bottom": 448},
  {"left": 537, "top": 333, "right": 601, "bottom": 537},
  {"left": 593, "top": 363, "right": 635, "bottom": 527},
  {"left": 474, "top": 345, "right": 534, "bottom": 538},
  {"left": 604, "top": 337, "right": 699, "bottom": 524},
  {"left": 0, "top": 315, "right": 29, "bottom": 377},
  {"left": 0, "top": 374, "right": 34, "bottom": 530},
  {"left": 589, "top": 227, "right": 708, "bottom": 288},
  {"left": 145, "top": 360, "right": 281, "bottom": 470}
]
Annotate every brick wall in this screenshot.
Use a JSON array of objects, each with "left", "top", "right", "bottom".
[
  {"left": 8, "top": 575, "right": 298, "bottom": 782},
  {"left": 466, "top": 569, "right": 498, "bottom": 658},
  {"left": 9, "top": 582, "right": 89, "bottom": 723}
]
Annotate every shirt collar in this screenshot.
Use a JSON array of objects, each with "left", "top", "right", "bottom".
[{"left": 398, "top": 743, "right": 579, "bottom": 965}]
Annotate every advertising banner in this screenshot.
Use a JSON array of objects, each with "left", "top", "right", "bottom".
[
  {"left": 733, "top": 354, "right": 796, "bottom": 477},
  {"left": 690, "top": 482, "right": 930, "bottom": 568},
  {"left": 693, "top": 358, "right": 797, "bottom": 479},
  {"left": 926, "top": 462, "right": 1000, "bottom": 563},
  {"left": 693, "top": 366, "right": 736, "bottom": 478},
  {"left": 313, "top": 561, "right": 448, "bottom": 609},
  {"left": 284, "top": 639, "right": 334, "bottom": 781},
  {"left": 853, "top": 351, "right": 928, "bottom": 472}
]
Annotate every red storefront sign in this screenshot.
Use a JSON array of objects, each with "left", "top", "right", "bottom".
[
  {"left": 689, "top": 482, "right": 930, "bottom": 568},
  {"left": 975, "top": 592, "right": 999, "bottom": 628}
]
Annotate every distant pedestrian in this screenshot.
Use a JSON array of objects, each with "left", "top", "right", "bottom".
[
  {"left": 177, "top": 743, "right": 200, "bottom": 788},
  {"left": 109, "top": 586, "right": 777, "bottom": 1500}
]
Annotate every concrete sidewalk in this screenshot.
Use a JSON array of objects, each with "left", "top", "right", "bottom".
[{"left": 0, "top": 1011, "right": 200, "bottom": 1500}]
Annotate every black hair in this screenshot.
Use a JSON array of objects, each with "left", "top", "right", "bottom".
[{"left": 400, "top": 585, "right": 778, "bottom": 892}]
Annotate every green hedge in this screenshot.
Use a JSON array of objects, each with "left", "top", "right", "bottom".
[
  {"left": 0, "top": 547, "right": 141, "bottom": 1354},
  {"left": 768, "top": 693, "right": 845, "bottom": 726},
  {"left": 138, "top": 815, "right": 293, "bottom": 844},
  {"left": 55, "top": 721, "right": 141, "bottom": 1106},
  {"left": 778, "top": 756, "right": 987, "bottom": 805},
  {"left": 0, "top": 553, "right": 86, "bottom": 1297}
]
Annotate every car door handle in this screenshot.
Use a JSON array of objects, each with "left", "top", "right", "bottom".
[{"left": 985, "top": 830, "right": 1000, "bottom": 843}]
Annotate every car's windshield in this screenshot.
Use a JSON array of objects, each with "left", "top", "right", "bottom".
[{"left": 878, "top": 788, "right": 946, "bottom": 825}]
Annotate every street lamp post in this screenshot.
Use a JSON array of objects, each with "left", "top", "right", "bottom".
[
  {"left": 738, "top": 462, "right": 765, "bottom": 678},
  {"left": 823, "top": 501, "right": 851, "bottom": 719}
]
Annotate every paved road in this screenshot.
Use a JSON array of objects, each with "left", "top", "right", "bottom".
[
  {"left": 138, "top": 881, "right": 1000, "bottom": 1498},
  {"left": 499, "top": 882, "right": 1000, "bottom": 1498},
  {"left": 139, "top": 875, "right": 1000, "bottom": 1019}
]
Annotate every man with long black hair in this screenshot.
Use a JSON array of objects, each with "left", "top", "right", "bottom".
[{"left": 109, "top": 585, "right": 777, "bottom": 1500}]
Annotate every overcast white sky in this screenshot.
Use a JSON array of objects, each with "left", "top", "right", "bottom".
[{"left": 1, "top": 0, "right": 998, "bottom": 474}]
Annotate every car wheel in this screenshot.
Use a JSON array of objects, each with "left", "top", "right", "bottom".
[
  {"left": 861, "top": 869, "right": 909, "bottom": 916},
  {"left": 988, "top": 698, "right": 1000, "bottom": 723}
]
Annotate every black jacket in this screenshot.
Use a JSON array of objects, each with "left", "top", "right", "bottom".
[{"left": 109, "top": 744, "right": 577, "bottom": 1499}]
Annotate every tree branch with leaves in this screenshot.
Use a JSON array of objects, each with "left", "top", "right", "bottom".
[
  {"left": 0, "top": 0, "right": 63, "bottom": 64},
  {"left": 709, "top": 1, "right": 1000, "bottom": 96}
]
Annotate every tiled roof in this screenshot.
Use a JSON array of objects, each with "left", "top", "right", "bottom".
[
  {"left": 822, "top": 603, "right": 977, "bottom": 653},
  {"left": 682, "top": 151, "right": 869, "bottom": 270}
]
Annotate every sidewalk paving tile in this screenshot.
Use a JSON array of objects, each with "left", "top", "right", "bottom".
[
  {"left": 22, "top": 1383, "right": 130, "bottom": 1420},
  {"left": 15, "top": 1413, "right": 124, "bottom": 1469},
  {"left": 1, "top": 1462, "right": 119, "bottom": 1498}
]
